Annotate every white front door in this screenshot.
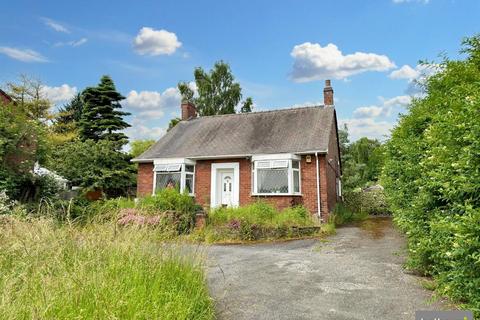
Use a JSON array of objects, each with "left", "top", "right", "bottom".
[{"left": 220, "top": 171, "right": 234, "bottom": 206}]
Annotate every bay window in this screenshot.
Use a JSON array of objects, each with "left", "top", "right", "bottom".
[
  {"left": 153, "top": 163, "right": 195, "bottom": 195},
  {"left": 252, "top": 157, "right": 301, "bottom": 195}
]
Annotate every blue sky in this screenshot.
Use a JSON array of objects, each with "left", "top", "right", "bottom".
[{"left": 1, "top": 0, "right": 478, "bottom": 142}]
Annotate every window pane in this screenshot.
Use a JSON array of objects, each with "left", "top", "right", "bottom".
[
  {"left": 166, "top": 164, "right": 181, "bottom": 172},
  {"left": 257, "top": 168, "right": 288, "bottom": 193},
  {"left": 156, "top": 173, "right": 181, "bottom": 192},
  {"left": 185, "top": 174, "right": 194, "bottom": 194},
  {"left": 293, "top": 170, "right": 300, "bottom": 193},
  {"left": 185, "top": 165, "right": 194, "bottom": 173},
  {"left": 292, "top": 160, "right": 299, "bottom": 169}
]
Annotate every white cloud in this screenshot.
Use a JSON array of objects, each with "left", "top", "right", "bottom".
[
  {"left": 0, "top": 47, "right": 48, "bottom": 63},
  {"left": 125, "top": 118, "right": 167, "bottom": 141},
  {"left": 123, "top": 87, "right": 180, "bottom": 113},
  {"left": 339, "top": 118, "right": 394, "bottom": 141},
  {"left": 290, "top": 42, "right": 395, "bottom": 82},
  {"left": 353, "top": 95, "right": 411, "bottom": 119},
  {"left": 42, "top": 17, "right": 70, "bottom": 33},
  {"left": 54, "top": 38, "right": 88, "bottom": 47},
  {"left": 41, "top": 84, "right": 77, "bottom": 105},
  {"left": 389, "top": 64, "right": 419, "bottom": 81},
  {"left": 353, "top": 106, "right": 385, "bottom": 118},
  {"left": 133, "top": 27, "right": 182, "bottom": 56},
  {"left": 390, "top": 64, "right": 441, "bottom": 96}
]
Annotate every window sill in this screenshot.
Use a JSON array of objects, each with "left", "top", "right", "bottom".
[{"left": 251, "top": 193, "right": 302, "bottom": 197}]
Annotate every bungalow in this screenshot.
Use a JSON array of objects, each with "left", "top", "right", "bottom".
[{"left": 133, "top": 80, "right": 342, "bottom": 221}]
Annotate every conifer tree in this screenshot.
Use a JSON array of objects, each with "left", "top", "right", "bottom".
[{"left": 79, "top": 76, "right": 130, "bottom": 145}]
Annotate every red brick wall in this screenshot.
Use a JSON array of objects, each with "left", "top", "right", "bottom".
[
  {"left": 194, "top": 158, "right": 251, "bottom": 209},
  {"left": 135, "top": 153, "right": 338, "bottom": 219},
  {"left": 193, "top": 157, "right": 324, "bottom": 216},
  {"left": 325, "top": 116, "right": 341, "bottom": 215},
  {"left": 137, "top": 162, "right": 154, "bottom": 196}
]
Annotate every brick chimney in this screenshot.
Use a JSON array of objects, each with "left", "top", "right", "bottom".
[
  {"left": 181, "top": 102, "right": 197, "bottom": 120},
  {"left": 323, "top": 80, "right": 334, "bottom": 106}
]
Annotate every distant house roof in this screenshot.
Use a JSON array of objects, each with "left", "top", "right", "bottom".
[
  {"left": 134, "top": 106, "right": 337, "bottom": 161},
  {"left": 0, "top": 89, "right": 13, "bottom": 105}
]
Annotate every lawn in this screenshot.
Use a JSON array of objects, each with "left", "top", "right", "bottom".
[{"left": 0, "top": 217, "right": 214, "bottom": 320}]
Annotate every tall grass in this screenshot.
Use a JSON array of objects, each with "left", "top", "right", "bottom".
[
  {"left": 0, "top": 217, "right": 214, "bottom": 320},
  {"left": 208, "top": 202, "right": 316, "bottom": 228}
]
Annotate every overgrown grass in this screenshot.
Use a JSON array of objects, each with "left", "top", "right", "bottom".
[
  {"left": 208, "top": 202, "right": 314, "bottom": 228},
  {"left": 192, "top": 202, "right": 323, "bottom": 243},
  {"left": 332, "top": 203, "right": 368, "bottom": 226},
  {"left": 0, "top": 217, "right": 214, "bottom": 320}
]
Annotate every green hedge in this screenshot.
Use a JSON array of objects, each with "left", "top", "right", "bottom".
[{"left": 382, "top": 36, "right": 480, "bottom": 314}]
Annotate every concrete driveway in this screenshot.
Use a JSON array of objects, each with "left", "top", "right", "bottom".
[{"left": 206, "top": 217, "right": 443, "bottom": 320}]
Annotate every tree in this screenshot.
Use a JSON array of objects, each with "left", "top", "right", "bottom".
[
  {"left": 382, "top": 35, "right": 480, "bottom": 313},
  {"left": 54, "top": 93, "right": 84, "bottom": 133},
  {"left": 51, "top": 139, "right": 136, "bottom": 197},
  {"left": 339, "top": 126, "right": 383, "bottom": 192},
  {"left": 130, "top": 139, "right": 155, "bottom": 158},
  {"left": 5, "top": 75, "right": 51, "bottom": 121},
  {"left": 168, "top": 117, "right": 181, "bottom": 131},
  {"left": 177, "top": 61, "right": 243, "bottom": 116},
  {"left": 79, "top": 76, "right": 130, "bottom": 145},
  {"left": 240, "top": 97, "right": 253, "bottom": 113}
]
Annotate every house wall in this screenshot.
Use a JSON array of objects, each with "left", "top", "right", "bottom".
[
  {"left": 135, "top": 153, "right": 337, "bottom": 219},
  {"left": 325, "top": 116, "right": 341, "bottom": 213},
  {"left": 137, "top": 162, "right": 154, "bottom": 196},
  {"left": 195, "top": 155, "right": 328, "bottom": 215}
]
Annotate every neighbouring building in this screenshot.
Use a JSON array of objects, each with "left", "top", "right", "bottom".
[{"left": 133, "top": 80, "right": 342, "bottom": 221}]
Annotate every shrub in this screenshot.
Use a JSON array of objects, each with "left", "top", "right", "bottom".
[
  {"left": 137, "top": 189, "right": 199, "bottom": 234},
  {"left": 382, "top": 36, "right": 480, "bottom": 314},
  {"left": 332, "top": 202, "right": 368, "bottom": 226},
  {"left": 0, "top": 218, "right": 214, "bottom": 319},
  {"left": 0, "top": 190, "right": 14, "bottom": 215},
  {"left": 202, "top": 202, "right": 319, "bottom": 242},
  {"left": 343, "top": 189, "right": 390, "bottom": 217}
]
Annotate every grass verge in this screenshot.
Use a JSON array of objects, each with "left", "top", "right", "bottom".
[{"left": 0, "top": 217, "right": 214, "bottom": 320}]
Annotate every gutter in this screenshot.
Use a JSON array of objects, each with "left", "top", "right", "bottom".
[
  {"left": 132, "top": 150, "right": 328, "bottom": 163},
  {"left": 315, "top": 151, "right": 322, "bottom": 222}
]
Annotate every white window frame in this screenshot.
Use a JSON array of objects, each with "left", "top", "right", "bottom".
[
  {"left": 251, "top": 154, "right": 301, "bottom": 196},
  {"left": 152, "top": 158, "right": 196, "bottom": 196}
]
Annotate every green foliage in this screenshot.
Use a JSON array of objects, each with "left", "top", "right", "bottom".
[
  {"left": 240, "top": 97, "right": 253, "bottom": 113},
  {"left": 0, "top": 218, "right": 214, "bottom": 319},
  {"left": 79, "top": 75, "right": 130, "bottom": 145},
  {"left": 178, "top": 61, "right": 246, "bottom": 116},
  {"left": 129, "top": 139, "right": 155, "bottom": 158},
  {"left": 168, "top": 117, "right": 181, "bottom": 131},
  {"left": 54, "top": 93, "right": 84, "bottom": 133},
  {"left": 197, "top": 202, "right": 319, "bottom": 242},
  {"left": 0, "top": 80, "right": 51, "bottom": 200},
  {"left": 382, "top": 35, "right": 480, "bottom": 314},
  {"left": 137, "top": 189, "right": 199, "bottom": 234},
  {"left": 340, "top": 126, "right": 384, "bottom": 191},
  {"left": 4, "top": 75, "right": 51, "bottom": 121},
  {"left": 332, "top": 202, "right": 368, "bottom": 225},
  {"left": 50, "top": 139, "right": 135, "bottom": 197}
]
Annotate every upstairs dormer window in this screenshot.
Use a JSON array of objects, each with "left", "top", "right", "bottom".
[{"left": 252, "top": 156, "right": 301, "bottom": 195}]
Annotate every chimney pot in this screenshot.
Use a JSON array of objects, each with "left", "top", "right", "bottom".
[
  {"left": 323, "top": 79, "right": 334, "bottom": 106},
  {"left": 181, "top": 102, "right": 197, "bottom": 121}
]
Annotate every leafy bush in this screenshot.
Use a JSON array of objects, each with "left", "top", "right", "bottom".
[
  {"left": 0, "top": 218, "right": 214, "bottom": 319},
  {"left": 332, "top": 202, "right": 368, "bottom": 225},
  {"left": 0, "top": 190, "right": 14, "bottom": 215},
  {"left": 197, "top": 202, "right": 319, "bottom": 242},
  {"left": 382, "top": 35, "right": 480, "bottom": 314},
  {"left": 137, "top": 189, "right": 199, "bottom": 234},
  {"left": 343, "top": 189, "right": 390, "bottom": 217}
]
